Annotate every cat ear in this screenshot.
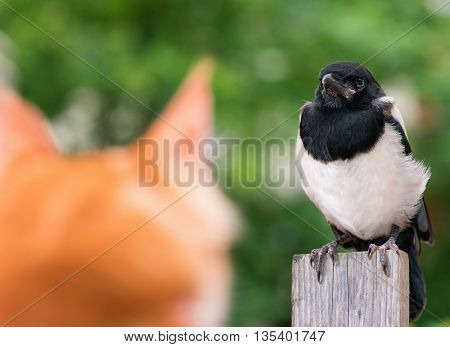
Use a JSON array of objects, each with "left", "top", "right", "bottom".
[
  {"left": 142, "top": 58, "right": 215, "bottom": 144},
  {"left": 0, "top": 87, "right": 58, "bottom": 173},
  {"left": 134, "top": 59, "right": 216, "bottom": 187}
]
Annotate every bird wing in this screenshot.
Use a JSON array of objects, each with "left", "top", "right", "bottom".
[
  {"left": 335, "top": 103, "right": 434, "bottom": 252},
  {"left": 387, "top": 104, "right": 434, "bottom": 248},
  {"left": 390, "top": 103, "right": 408, "bottom": 137}
]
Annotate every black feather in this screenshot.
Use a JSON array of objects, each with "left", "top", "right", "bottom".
[
  {"left": 339, "top": 228, "right": 427, "bottom": 321},
  {"left": 329, "top": 114, "right": 433, "bottom": 321},
  {"left": 385, "top": 115, "right": 434, "bottom": 246},
  {"left": 304, "top": 61, "right": 434, "bottom": 321},
  {"left": 300, "top": 104, "right": 385, "bottom": 162}
]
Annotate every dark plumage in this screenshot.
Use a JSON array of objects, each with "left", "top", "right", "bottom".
[{"left": 297, "top": 61, "right": 434, "bottom": 321}]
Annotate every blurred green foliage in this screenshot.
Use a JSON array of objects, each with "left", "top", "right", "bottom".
[{"left": 1, "top": 0, "right": 449, "bottom": 326}]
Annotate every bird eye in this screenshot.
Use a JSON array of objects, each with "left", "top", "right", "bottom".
[{"left": 355, "top": 78, "right": 365, "bottom": 89}]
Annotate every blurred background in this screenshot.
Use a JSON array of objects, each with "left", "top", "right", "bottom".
[{"left": 0, "top": 0, "right": 449, "bottom": 326}]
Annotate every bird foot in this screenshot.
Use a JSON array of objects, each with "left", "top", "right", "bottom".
[
  {"left": 367, "top": 239, "right": 400, "bottom": 275},
  {"left": 310, "top": 241, "right": 337, "bottom": 283}
]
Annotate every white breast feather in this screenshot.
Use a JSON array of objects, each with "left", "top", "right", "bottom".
[{"left": 296, "top": 105, "right": 430, "bottom": 240}]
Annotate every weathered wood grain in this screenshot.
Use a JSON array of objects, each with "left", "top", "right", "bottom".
[{"left": 292, "top": 250, "right": 409, "bottom": 327}]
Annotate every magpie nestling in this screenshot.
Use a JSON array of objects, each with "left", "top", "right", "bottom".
[{"left": 296, "top": 61, "right": 434, "bottom": 321}]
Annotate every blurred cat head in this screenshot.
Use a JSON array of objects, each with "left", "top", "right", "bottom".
[{"left": 0, "top": 60, "right": 240, "bottom": 326}]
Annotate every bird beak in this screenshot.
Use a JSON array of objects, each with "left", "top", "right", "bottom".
[{"left": 321, "top": 73, "right": 355, "bottom": 100}]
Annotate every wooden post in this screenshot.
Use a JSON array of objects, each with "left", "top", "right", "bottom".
[{"left": 292, "top": 250, "right": 409, "bottom": 327}]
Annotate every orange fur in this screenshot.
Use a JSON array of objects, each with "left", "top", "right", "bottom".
[{"left": 0, "top": 61, "right": 238, "bottom": 326}]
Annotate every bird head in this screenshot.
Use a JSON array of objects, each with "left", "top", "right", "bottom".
[{"left": 315, "top": 61, "right": 384, "bottom": 109}]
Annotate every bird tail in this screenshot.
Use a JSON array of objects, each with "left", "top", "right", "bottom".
[
  {"left": 399, "top": 228, "right": 426, "bottom": 321},
  {"left": 332, "top": 223, "right": 429, "bottom": 321}
]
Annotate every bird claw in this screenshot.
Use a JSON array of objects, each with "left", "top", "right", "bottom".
[
  {"left": 367, "top": 239, "right": 400, "bottom": 275},
  {"left": 309, "top": 242, "right": 337, "bottom": 283},
  {"left": 367, "top": 244, "right": 378, "bottom": 260}
]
